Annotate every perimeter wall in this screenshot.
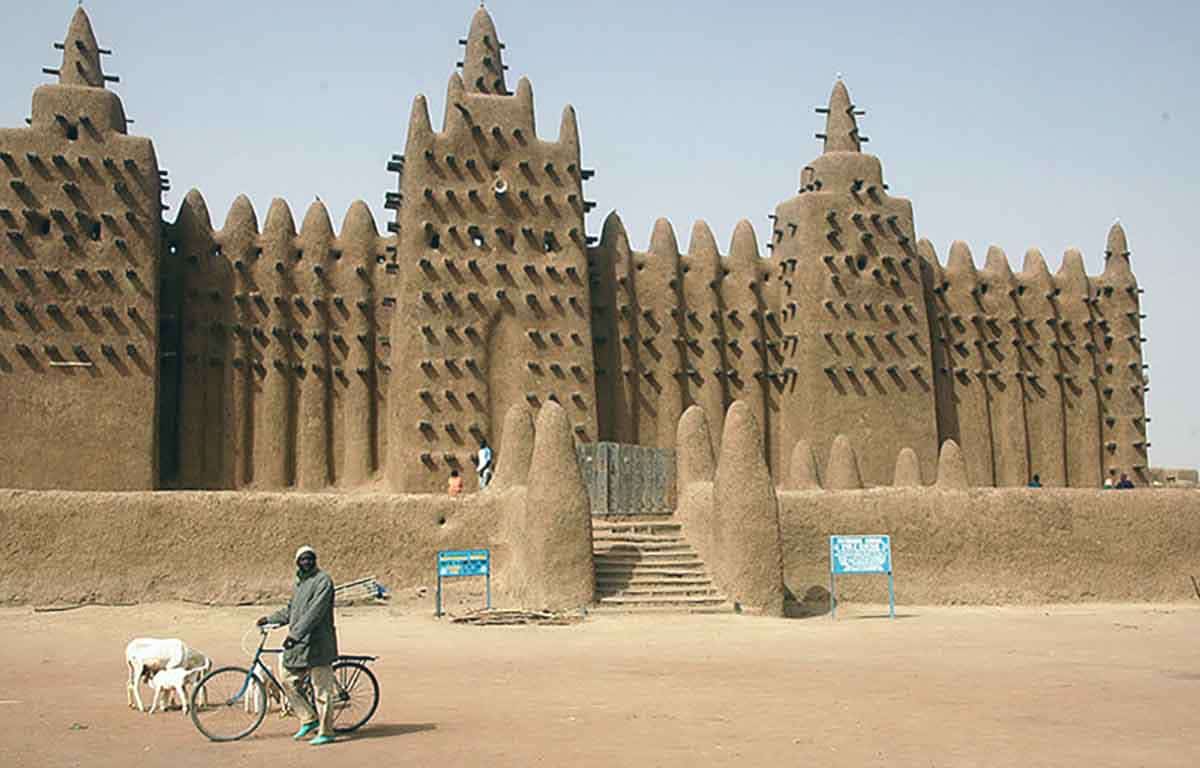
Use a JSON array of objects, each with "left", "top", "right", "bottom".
[{"left": 778, "top": 488, "right": 1200, "bottom": 607}]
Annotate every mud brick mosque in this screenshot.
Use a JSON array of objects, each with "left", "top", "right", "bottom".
[{"left": 0, "top": 7, "right": 1150, "bottom": 494}]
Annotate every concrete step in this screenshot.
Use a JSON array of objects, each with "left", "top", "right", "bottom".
[
  {"left": 595, "top": 560, "right": 706, "bottom": 573},
  {"left": 592, "top": 522, "right": 682, "bottom": 536},
  {"left": 596, "top": 594, "right": 730, "bottom": 608},
  {"left": 590, "top": 530, "right": 686, "bottom": 542},
  {"left": 592, "top": 552, "right": 700, "bottom": 564},
  {"left": 595, "top": 574, "right": 713, "bottom": 586},
  {"left": 589, "top": 603, "right": 734, "bottom": 614},
  {"left": 596, "top": 584, "right": 723, "bottom": 598},
  {"left": 593, "top": 542, "right": 693, "bottom": 553}
]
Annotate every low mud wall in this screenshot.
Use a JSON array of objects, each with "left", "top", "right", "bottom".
[
  {"left": 780, "top": 488, "right": 1200, "bottom": 608},
  {"left": 0, "top": 402, "right": 597, "bottom": 610},
  {"left": 0, "top": 487, "right": 579, "bottom": 608}
]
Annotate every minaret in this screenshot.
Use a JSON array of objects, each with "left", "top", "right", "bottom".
[
  {"left": 771, "top": 79, "right": 937, "bottom": 485},
  {"left": 386, "top": 8, "right": 598, "bottom": 492},
  {"left": 0, "top": 7, "right": 163, "bottom": 490},
  {"left": 1093, "top": 222, "right": 1148, "bottom": 485}
]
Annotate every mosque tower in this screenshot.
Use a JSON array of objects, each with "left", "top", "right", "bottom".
[{"left": 386, "top": 7, "right": 599, "bottom": 492}]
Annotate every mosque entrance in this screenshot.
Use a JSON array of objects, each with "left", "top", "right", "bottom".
[{"left": 576, "top": 442, "right": 674, "bottom": 516}]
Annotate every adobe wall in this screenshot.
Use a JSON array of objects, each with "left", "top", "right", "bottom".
[
  {"left": 164, "top": 193, "right": 394, "bottom": 490},
  {"left": 590, "top": 215, "right": 778, "bottom": 466},
  {"left": 778, "top": 488, "right": 1200, "bottom": 606},
  {"left": 0, "top": 402, "right": 595, "bottom": 610}
]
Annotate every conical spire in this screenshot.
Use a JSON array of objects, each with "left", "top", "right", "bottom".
[
  {"left": 406, "top": 94, "right": 434, "bottom": 147},
  {"left": 299, "top": 200, "right": 335, "bottom": 244},
  {"left": 341, "top": 200, "right": 378, "bottom": 240},
  {"left": 676, "top": 406, "right": 716, "bottom": 487},
  {"left": 263, "top": 198, "right": 297, "bottom": 240},
  {"left": 893, "top": 447, "right": 922, "bottom": 487},
  {"left": 599, "top": 211, "right": 630, "bottom": 252},
  {"left": 1106, "top": 220, "right": 1129, "bottom": 258},
  {"left": 946, "top": 241, "right": 978, "bottom": 279},
  {"left": 1055, "top": 248, "right": 1090, "bottom": 294},
  {"left": 825, "top": 434, "right": 864, "bottom": 490},
  {"left": 175, "top": 189, "right": 213, "bottom": 238},
  {"left": 649, "top": 218, "right": 680, "bottom": 257},
  {"left": 557, "top": 105, "right": 580, "bottom": 154},
  {"left": 787, "top": 440, "right": 822, "bottom": 490},
  {"left": 982, "top": 245, "right": 1014, "bottom": 279},
  {"left": 1020, "top": 248, "right": 1054, "bottom": 289},
  {"left": 1103, "top": 221, "right": 1134, "bottom": 280},
  {"left": 819, "top": 79, "right": 861, "bottom": 154},
  {"left": 443, "top": 73, "right": 467, "bottom": 130},
  {"left": 729, "top": 219, "right": 760, "bottom": 265},
  {"left": 58, "top": 7, "right": 108, "bottom": 88},
  {"left": 687, "top": 220, "right": 719, "bottom": 262},
  {"left": 461, "top": 6, "right": 508, "bottom": 95},
  {"left": 935, "top": 440, "right": 969, "bottom": 488}
]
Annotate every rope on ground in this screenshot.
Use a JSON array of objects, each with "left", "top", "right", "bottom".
[{"left": 32, "top": 601, "right": 137, "bottom": 613}]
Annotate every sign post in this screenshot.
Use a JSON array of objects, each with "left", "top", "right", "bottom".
[
  {"left": 436, "top": 549, "right": 491, "bottom": 617},
  {"left": 829, "top": 535, "right": 894, "bottom": 619}
]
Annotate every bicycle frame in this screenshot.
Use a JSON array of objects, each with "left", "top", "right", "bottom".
[
  {"left": 226, "top": 626, "right": 286, "bottom": 707},
  {"left": 228, "top": 626, "right": 380, "bottom": 708}
]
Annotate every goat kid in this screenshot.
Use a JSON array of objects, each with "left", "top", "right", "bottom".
[
  {"left": 147, "top": 661, "right": 209, "bottom": 715},
  {"left": 125, "top": 638, "right": 209, "bottom": 712}
]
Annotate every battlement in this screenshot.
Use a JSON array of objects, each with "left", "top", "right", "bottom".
[{"left": 162, "top": 191, "right": 395, "bottom": 489}]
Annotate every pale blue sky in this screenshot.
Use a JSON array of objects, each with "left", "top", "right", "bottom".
[{"left": 4, "top": 1, "right": 1197, "bottom": 468}]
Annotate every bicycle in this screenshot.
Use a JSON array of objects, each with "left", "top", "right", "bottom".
[{"left": 189, "top": 624, "right": 380, "bottom": 742}]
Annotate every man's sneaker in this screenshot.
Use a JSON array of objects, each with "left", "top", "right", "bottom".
[
  {"left": 309, "top": 734, "right": 336, "bottom": 746},
  {"left": 293, "top": 721, "right": 319, "bottom": 740}
]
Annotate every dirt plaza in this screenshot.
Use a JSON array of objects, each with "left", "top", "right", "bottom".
[{"left": 0, "top": 601, "right": 1196, "bottom": 768}]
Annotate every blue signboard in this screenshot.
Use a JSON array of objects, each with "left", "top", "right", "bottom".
[
  {"left": 830, "top": 535, "right": 892, "bottom": 575},
  {"left": 436, "top": 549, "right": 491, "bottom": 616},
  {"left": 829, "top": 535, "right": 895, "bottom": 619}
]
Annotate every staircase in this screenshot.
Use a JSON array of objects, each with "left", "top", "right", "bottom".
[{"left": 591, "top": 519, "right": 733, "bottom": 613}]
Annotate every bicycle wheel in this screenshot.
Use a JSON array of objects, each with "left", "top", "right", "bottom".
[
  {"left": 190, "top": 666, "right": 267, "bottom": 742},
  {"left": 328, "top": 660, "right": 380, "bottom": 733}
]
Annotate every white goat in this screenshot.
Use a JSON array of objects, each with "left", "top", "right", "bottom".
[
  {"left": 147, "top": 660, "right": 209, "bottom": 715},
  {"left": 125, "top": 638, "right": 204, "bottom": 712}
]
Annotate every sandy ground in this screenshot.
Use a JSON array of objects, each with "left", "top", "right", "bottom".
[{"left": 0, "top": 600, "right": 1197, "bottom": 768}]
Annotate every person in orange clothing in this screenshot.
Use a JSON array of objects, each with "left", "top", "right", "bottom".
[{"left": 447, "top": 469, "right": 464, "bottom": 496}]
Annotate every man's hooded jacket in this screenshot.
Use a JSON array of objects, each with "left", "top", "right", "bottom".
[{"left": 268, "top": 561, "right": 339, "bottom": 668}]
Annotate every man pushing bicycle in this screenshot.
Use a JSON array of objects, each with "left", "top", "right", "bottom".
[{"left": 257, "top": 545, "right": 339, "bottom": 746}]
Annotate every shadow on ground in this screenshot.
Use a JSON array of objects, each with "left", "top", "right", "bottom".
[{"left": 344, "top": 722, "right": 437, "bottom": 741}]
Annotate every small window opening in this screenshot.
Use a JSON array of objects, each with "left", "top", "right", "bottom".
[
  {"left": 471, "top": 232, "right": 486, "bottom": 248},
  {"left": 856, "top": 255, "right": 867, "bottom": 271},
  {"left": 542, "top": 232, "right": 555, "bottom": 252},
  {"left": 88, "top": 221, "right": 101, "bottom": 241},
  {"left": 65, "top": 124, "right": 79, "bottom": 141},
  {"left": 37, "top": 217, "right": 51, "bottom": 236},
  {"left": 429, "top": 233, "right": 441, "bottom": 249}
]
